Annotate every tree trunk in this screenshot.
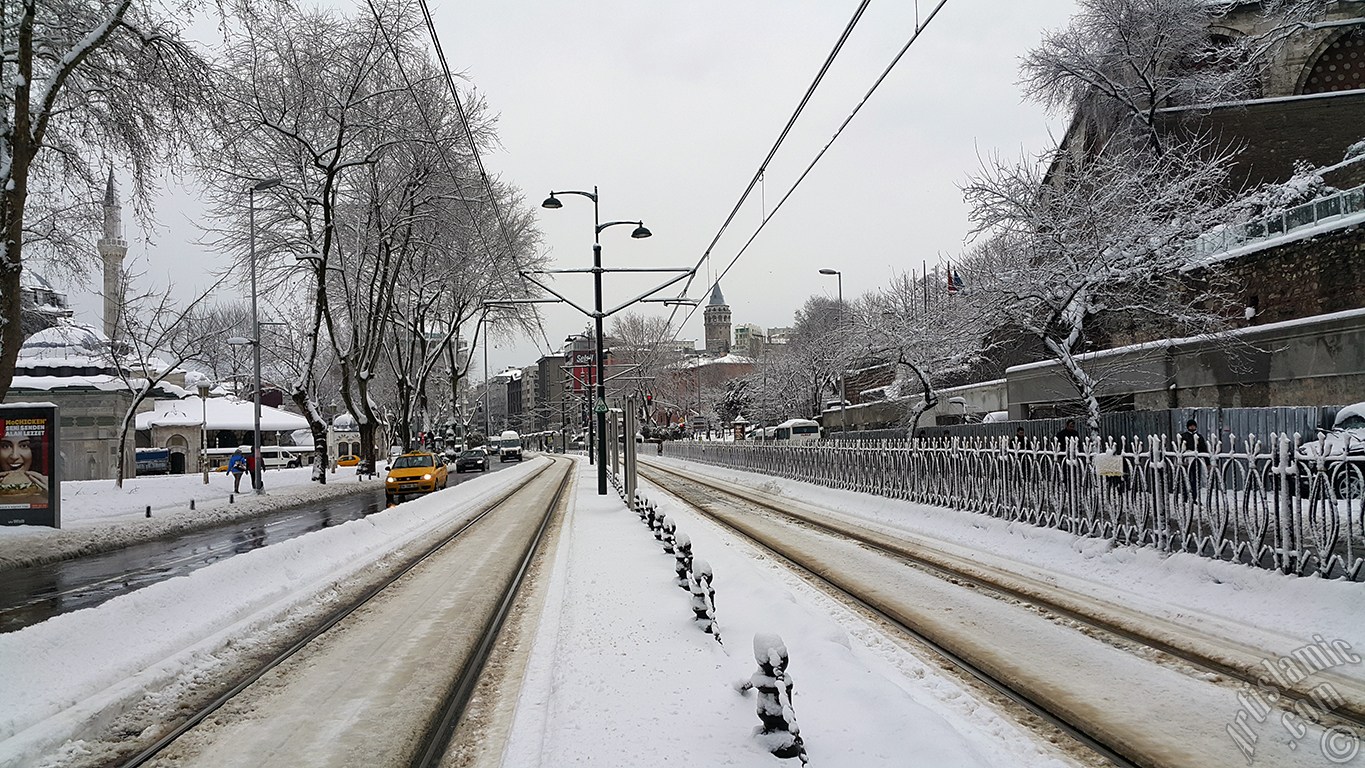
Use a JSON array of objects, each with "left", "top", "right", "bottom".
[
  {"left": 899, "top": 359, "right": 938, "bottom": 442},
  {"left": 0, "top": 139, "right": 32, "bottom": 402}
]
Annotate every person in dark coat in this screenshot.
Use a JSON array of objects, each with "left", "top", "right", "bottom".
[
  {"left": 1176, "top": 419, "right": 1208, "bottom": 501},
  {"left": 1178, "top": 419, "right": 1207, "bottom": 452},
  {"left": 1055, "top": 419, "right": 1080, "bottom": 443}
]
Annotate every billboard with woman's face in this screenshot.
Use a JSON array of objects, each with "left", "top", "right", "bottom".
[{"left": 0, "top": 404, "right": 60, "bottom": 527}]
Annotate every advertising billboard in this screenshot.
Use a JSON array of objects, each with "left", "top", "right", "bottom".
[{"left": 0, "top": 404, "right": 61, "bottom": 528}]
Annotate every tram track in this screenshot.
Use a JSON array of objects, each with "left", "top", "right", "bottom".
[
  {"left": 115, "top": 456, "right": 573, "bottom": 768},
  {"left": 640, "top": 458, "right": 1365, "bottom": 768}
]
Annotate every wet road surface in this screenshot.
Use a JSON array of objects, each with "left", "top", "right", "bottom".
[{"left": 0, "top": 459, "right": 521, "bottom": 633}]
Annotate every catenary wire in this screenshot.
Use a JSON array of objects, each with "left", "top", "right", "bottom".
[{"left": 660, "top": 0, "right": 952, "bottom": 349}]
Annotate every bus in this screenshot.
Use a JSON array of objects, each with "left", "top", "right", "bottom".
[{"left": 774, "top": 419, "right": 821, "bottom": 444}]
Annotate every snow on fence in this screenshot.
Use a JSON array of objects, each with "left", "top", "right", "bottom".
[
  {"left": 1190, "top": 183, "right": 1365, "bottom": 259},
  {"left": 664, "top": 434, "right": 1365, "bottom": 581}
]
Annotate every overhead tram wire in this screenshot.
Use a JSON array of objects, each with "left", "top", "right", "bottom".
[
  {"left": 662, "top": 0, "right": 954, "bottom": 342},
  {"left": 662, "top": 0, "right": 872, "bottom": 339},
  {"left": 367, "top": 0, "right": 553, "bottom": 357}
]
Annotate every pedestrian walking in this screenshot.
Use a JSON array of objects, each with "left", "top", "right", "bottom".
[{"left": 227, "top": 448, "right": 247, "bottom": 493}]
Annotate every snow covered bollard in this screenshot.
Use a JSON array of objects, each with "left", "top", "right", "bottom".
[
  {"left": 689, "top": 559, "right": 721, "bottom": 644},
  {"left": 653, "top": 512, "right": 670, "bottom": 542},
  {"left": 747, "top": 633, "right": 808, "bottom": 763},
  {"left": 673, "top": 532, "right": 692, "bottom": 589},
  {"left": 661, "top": 515, "right": 677, "bottom": 553}
]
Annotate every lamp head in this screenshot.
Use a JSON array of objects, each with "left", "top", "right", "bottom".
[
  {"left": 819, "top": 268, "right": 839, "bottom": 276},
  {"left": 252, "top": 178, "right": 282, "bottom": 191},
  {"left": 631, "top": 223, "right": 652, "bottom": 239},
  {"left": 541, "top": 194, "right": 563, "bottom": 209},
  {"left": 226, "top": 336, "right": 253, "bottom": 346}
]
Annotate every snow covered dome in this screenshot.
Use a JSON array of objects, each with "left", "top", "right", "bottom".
[
  {"left": 17, "top": 322, "right": 111, "bottom": 371},
  {"left": 333, "top": 413, "right": 358, "bottom": 430}
]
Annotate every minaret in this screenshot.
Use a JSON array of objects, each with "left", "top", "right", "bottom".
[
  {"left": 703, "top": 283, "right": 731, "bottom": 356},
  {"left": 97, "top": 168, "right": 127, "bottom": 338}
]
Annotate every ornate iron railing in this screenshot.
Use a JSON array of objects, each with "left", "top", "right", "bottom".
[{"left": 663, "top": 434, "right": 1365, "bottom": 581}]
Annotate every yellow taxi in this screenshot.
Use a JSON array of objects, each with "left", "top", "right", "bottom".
[
  {"left": 384, "top": 451, "right": 448, "bottom": 504},
  {"left": 337, "top": 454, "right": 361, "bottom": 467}
]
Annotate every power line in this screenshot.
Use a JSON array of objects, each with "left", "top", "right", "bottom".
[
  {"left": 662, "top": 0, "right": 953, "bottom": 346},
  {"left": 415, "top": 0, "right": 557, "bottom": 356},
  {"left": 670, "top": 0, "right": 872, "bottom": 317},
  {"left": 367, "top": 0, "right": 553, "bottom": 356}
]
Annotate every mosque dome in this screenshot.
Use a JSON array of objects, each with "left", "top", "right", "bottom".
[{"left": 16, "top": 322, "right": 115, "bottom": 375}]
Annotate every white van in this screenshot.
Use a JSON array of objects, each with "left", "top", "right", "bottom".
[{"left": 497, "top": 430, "right": 523, "bottom": 462}]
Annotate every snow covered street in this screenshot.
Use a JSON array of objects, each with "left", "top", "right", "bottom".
[{"left": 0, "top": 453, "right": 1360, "bottom": 766}]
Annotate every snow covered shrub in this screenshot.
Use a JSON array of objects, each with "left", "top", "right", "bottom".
[
  {"left": 689, "top": 559, "right": 721, "bottom": 643},
  {"left": 746, "top": 633, "right": 807, "bottom": 763},
  {"left": 673, "top": 531, "right": 692, "bottom": 589}
]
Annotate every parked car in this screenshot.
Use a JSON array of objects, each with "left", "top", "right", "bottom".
[
  {"left": 337, "top": 454, "right": 361, "bottom": 467},
  {"left": 1297, "top": 402, "right": 1365, "bottom": 498},
  {"left": 454, "top": 448, "right": 490, "bottom": 474},
  {"left": 384, "top": 451, "right": 448, "bottom": 504}
]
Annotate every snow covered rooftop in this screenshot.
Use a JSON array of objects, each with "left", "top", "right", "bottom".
[
  {"left": 671, "top": 353, "right": 755, "bottom": 370},
  {"left": 17, "top": 323, "right": 110, "bottom": 368},
  {"left": 135, "top": 396, "right": 311, "bottom": 432}
]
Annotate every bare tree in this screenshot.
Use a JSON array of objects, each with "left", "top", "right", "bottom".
[
  {"left": 962, "top": 142, "right": 1238, "bottom": 430},
  {"left": 856, "top": 270, "right": 997, "bottom": 438},
  {"left": 0, "top": 0, "right": 220, "bottom": 398},
  {"left": 203, "top": 1, "right": 423, "bottom": 479},
  {"left": 106, "top": 272, "right": 231, "bottom": 487}
]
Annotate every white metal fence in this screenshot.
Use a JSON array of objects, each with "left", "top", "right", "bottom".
[
  {"left": 664, "top": 434, "right": 1365, "bottom": 581},
  {"left": 1191, "top": 184, "right": 1365, "bottom": 259}
]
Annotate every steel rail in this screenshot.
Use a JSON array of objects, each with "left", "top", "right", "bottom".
[
  {"left": 117, "top": 458, "right": 565, "bottom": 768},
  {"left": 411, "top": 457, "right": 574, "bottom": 767},
  {"left": 642, "top": 461, "right": 1144, "bottom": 767},
  {"left": 641, "top": 459, "right": 1365, "bottom": 731}
]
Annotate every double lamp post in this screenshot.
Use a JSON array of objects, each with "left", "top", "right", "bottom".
[{"left": 226, "top": 176, "right": 281, "bottom": 494}]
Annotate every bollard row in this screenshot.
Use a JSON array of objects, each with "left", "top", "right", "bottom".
[
  {"left": 634, "top": 494, "right": 721, "bottom": 645},
  {"left": 634, "top": 495, "right": 809, "bottom": 761}
]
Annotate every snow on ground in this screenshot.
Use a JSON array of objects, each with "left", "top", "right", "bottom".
[
  {"left": 502, "top": 459, "right": 1077, "bottom": 767},
  {"left": 11, "top": 450, "right": 1356, "bottom": 766},
  {"left": 647, "top": 456, "right": 1365, "bottom": 675},
  {"left": 0, "top": 460, "right": 543, "bottom": 766},
  {"left": 0, "top": 467, "right": 381, "bottom": 569}
]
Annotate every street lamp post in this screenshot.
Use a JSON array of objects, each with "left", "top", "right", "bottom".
[
  {"left": 198, "top": 381, "right": 210, "bottom": 484},
  {"left": 542, "top": 187, "right": 651, "bottom": 495},
  {"left": 246, "top": 177, "right": 280, "bottom": 493},
  {"left": 819, "top": 268, "right": 847, "bottom": 435}
]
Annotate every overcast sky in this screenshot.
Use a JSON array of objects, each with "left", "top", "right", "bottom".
[{"left": 71, "top": 0, "right": 1079, "bottom": 379}]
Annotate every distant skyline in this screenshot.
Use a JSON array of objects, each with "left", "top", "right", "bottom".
[{"left": 65, "top": 1, "right": 1079, "bottom": 378}]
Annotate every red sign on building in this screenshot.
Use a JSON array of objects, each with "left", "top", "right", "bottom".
[{"left": 570, "top": 351, "right": 594, "bottom": 393}]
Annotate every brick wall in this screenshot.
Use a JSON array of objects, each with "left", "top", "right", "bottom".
[
  {"left": 1158, "top": 91, "right": 1365, "bottom": 190},
  {"left": 1209, "top": 222, "right": 1365, "bottom": 326}
]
